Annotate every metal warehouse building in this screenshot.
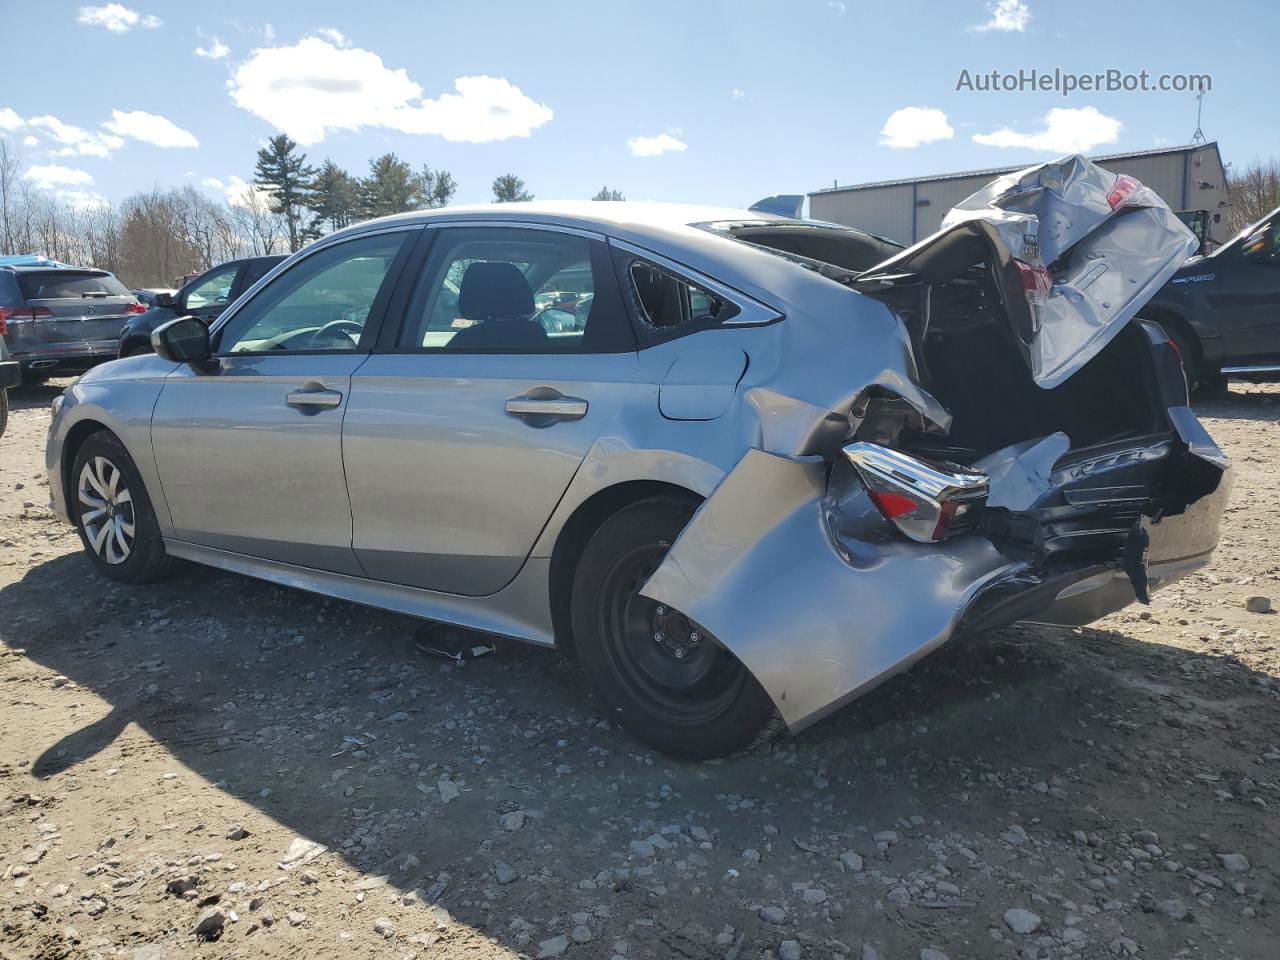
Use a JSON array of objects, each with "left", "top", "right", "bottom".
[{"left": 809, "top": 142, "right": 1230, "bottom": 250}]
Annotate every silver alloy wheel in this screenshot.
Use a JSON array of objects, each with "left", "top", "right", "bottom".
[{"left": 78, "top": 455, "right": 135, "bottom": 564}]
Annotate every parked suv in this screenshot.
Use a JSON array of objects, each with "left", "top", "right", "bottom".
[
  {"left": 1141, "top": 205, "right": 1280, "bottom": 390},
  {"left": 118, "top": 255, "right": 285, "bottom": 357},
  {"left": 0, "top": 264, "right": 143, "bottom": 382}
]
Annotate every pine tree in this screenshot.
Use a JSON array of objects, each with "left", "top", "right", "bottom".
[
  {"left": 420, "top": 166, "right": 457, "bottom": 209},
  {"left": 592, "top": 186, "right": 625, "bottom": 201},
  {"left": 360, "top": 153, "right": 425, "bottom": 219},
  {"left": 253, "top": 134, "right": 316, "bottom": 252},
  {"left": 492, "top": 174, "right": 532, "bottom": 203},
  {"left": 308, "top": 159, "right": 360, "bottom": 236}
]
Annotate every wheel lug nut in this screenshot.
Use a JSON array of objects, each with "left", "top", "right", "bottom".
[
  {"left": 672, "top": 647, "right": 686, "bottom": 659},
  {"left": 655, "top": 605, "right": 666, "bottom": 616},
  {"left": 653, "top": 631, "right": 665, "bottom": 643},
  {"left": 689, "top": 631, "right": 700, "bottom": 644}
]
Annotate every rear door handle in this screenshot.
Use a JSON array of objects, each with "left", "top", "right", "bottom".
[
  {"left": 287, "top": 386, "right": 343, "bottom": 409},
  {"left": 505, "top": 395, "right": 588, "bottom": 421}
]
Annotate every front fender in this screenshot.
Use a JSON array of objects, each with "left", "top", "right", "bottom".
[{"left": 47, "top": 360, "right": 174, "bottom": 531}]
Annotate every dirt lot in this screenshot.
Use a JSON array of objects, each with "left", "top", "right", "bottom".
[{"left": 1, "top": 380, "right": 1278, "bottom": 960}]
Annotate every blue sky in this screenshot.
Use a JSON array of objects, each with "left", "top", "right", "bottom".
[{"left": 3, "top": 0, "right": 1277, "bottom": 211}]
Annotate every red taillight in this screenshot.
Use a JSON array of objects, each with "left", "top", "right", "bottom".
[
  {"left": 0, "top": 306, "right": 7, "bottom": 336},
  {"left": 868, "top": 491, "right": 919, "bottom": 519},
  {"left": 1015, "top": 260, "right": 1052, "bottom": 300},
  {"left": 127, "top": 301, "right": 146, "bottom": 314},
  {"left": 846, "top": 443, "right": 990, "bottom": 543},
  {"left": 1107, "top": 174, "right": 1139, "bottom": 210}
]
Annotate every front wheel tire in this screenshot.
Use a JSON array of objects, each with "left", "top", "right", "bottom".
[
  {"left": 71, "top": 431, "right": 173, "bottom": 583},
  {"left": 571, "top": 498, "right": 778, "bottom": 760}
]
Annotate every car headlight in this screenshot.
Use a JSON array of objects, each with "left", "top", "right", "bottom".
[{"left": 51, "top": 394, "right": 64, "bottom": 417}]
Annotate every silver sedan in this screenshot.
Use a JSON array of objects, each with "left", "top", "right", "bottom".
[{"left": 45, "top": 157, "right": 1231, "bottom": 759}]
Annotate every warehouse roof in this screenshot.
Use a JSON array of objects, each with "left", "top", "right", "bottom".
[{"left": 810, "top": 142, "right": 1222, "bottom": 196}]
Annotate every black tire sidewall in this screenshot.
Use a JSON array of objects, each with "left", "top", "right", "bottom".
[
  {"left": 571, "top": 497, "right": 775, "bottom": 760},
  {"left": 71, "top": 431, "right": 171, "bottom": 583}
]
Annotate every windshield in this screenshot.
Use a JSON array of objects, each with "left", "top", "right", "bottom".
[
  {"left": 1212, "top": 206, "right": 1280, "bottom": 257},
  {"left": 17, "top": 271, "right": 131, "bottom": 300}
]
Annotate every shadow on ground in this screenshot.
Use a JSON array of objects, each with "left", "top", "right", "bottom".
[{"left": 3, "top": 544, "right": 1277, "bottom": 958}]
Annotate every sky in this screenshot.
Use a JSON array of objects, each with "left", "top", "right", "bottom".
[{"left": 2, "top": 0, "right": 1277, "bottom": 213}]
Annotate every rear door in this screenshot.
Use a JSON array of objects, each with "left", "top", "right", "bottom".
[
  {"left": 10, "top": 270, "right": 136, "bottom": 359},
  {"left": 342, "top": 223, "right": 641, "bottom": 595}
]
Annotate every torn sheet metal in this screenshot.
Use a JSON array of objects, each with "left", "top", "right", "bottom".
[
  {"left": 861, "top": 155, "right": 1199, "bottom": 390},
  {"left": 975, "top": 432, "right": 1071, "bottom": 511},
  {"left": 639, "top": 448, "right": 1016, "bottom": 731}
]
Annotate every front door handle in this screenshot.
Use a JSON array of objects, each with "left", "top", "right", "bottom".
[
  {"left": 287, "top": 385, "right": 343, "bottom": 409},
  {"left": 505, "top": 393, "right": 588, "bottom": 423}
]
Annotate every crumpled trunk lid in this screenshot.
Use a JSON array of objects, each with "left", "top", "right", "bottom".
[{"left": 854, "top": 155, "right": 1200, "bottom": 389}]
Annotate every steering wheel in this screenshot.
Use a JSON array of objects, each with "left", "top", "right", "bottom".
[{"left": 308, "top": 319, "right": 364, "bottom": 349}]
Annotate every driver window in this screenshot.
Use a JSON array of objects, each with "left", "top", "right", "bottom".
[
  {"left": 184, "top": 262, "right": 240, "bottom": 310},
  {"left": 216, "top": 232, "right": 408, "bottom": 354}
]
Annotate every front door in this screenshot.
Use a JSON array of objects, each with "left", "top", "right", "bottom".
[
  {"left": 1216, "top": 217, "right": 1280, "bottom": 363},
  {"left": 150, "top": 229, "right": 415, "bottom": 574},
  {"left": 343, "top": 224, "right": 640, "bottom": 595},
  {"left": 179, "top": 260, "right": 243, "bottom": 325}
]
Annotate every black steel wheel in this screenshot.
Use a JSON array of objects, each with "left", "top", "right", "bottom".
[{"left": 571, "top": 497, "right": 777, "bottom": 759}]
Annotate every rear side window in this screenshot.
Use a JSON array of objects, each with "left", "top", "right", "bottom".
[
  {"left": 18, "top": 271, "right": 130, "bottom": 300},
  {"left": 397, "top": 226, "right": 631, "bottom": 352},
  {"left": 0, "top": 272, "right": 20, "bottom": 307}
]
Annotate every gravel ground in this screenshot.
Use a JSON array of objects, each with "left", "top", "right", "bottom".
[{"left": 1, "top": 379, "right": 1278, "bottom": 960}]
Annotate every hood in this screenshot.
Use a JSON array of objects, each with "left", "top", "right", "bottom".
[{"left": 855, "top": 155, "right": 1199, "bottom": 389}]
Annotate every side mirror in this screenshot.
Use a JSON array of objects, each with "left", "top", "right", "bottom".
[
  {"left": 154, "top": 291, "right": 177, "bottom": 309},
  {"left": 152, "top": 316, "right": 213, "bottom": 368}
]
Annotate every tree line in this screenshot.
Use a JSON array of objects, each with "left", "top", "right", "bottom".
[{"left": 0, "top": 130, "right": 628, "bottom": 288}]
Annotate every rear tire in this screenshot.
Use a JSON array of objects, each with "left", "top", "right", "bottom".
[
  {"left": 71, "top": 431, "right": 173, "bottom": 583},
  {"left": 0, "top": 388, "right": 7, "bottom": 438},
  {"left": 571, "top": 497, "right": 777, "bottom": 760}
]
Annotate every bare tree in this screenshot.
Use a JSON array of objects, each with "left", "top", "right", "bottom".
[
  {"left": 1226, "top": 158, "right": 1280, "bottom": 233},
  {"left": 0, "top": 138, "right": 22, "bottom": 254}
]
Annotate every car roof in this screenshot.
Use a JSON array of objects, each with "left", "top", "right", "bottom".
[
  {"left": 1, "top": 264, "right": 109, "bottom": 274},
  {"left": 354, "top": 200, "right": 787, "bottom": 234}
]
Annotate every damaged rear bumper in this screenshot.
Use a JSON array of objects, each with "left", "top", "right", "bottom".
[{"left": 640, "top": 427, "right": 1230, "bottom": 734}]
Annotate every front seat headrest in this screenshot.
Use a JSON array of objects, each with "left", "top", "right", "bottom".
[{"left": 457, "top": 261, "right": 535, "bottom": 321}]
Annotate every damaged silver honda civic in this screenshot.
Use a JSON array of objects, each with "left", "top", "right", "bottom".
[{"left": 46, "top": 156, "right": 1229, "bottom": 759}]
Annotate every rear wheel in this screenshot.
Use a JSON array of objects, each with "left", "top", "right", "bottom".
[
  {"left": 71, "top": 431, "right": 173, "bottom": 583},
  {"left": 571, "top": 498, "right": 777, "bottom": 760}
]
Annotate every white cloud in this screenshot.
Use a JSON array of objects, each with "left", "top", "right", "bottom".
[
  {"left": 104, "top": 109, "right": 199, "bottom": 148},
  {"left": 627, "top": 133, "right": 687, "bottom": 157},
  {"left": 23, "top": 165, "right": 94, "bottom": 189},
  {"left": 22, "top": 135, "right": 38, "bottom": 146},
  {"left": 973, "top": 0, "right": 1030, "bottom": 32},
  {"left": 77, "top": 4, "right": 162, "bottom": 32},
  {"left": 314, "top": 27, "right": 349, "bottom": 47},
  {"left": 828, "top": 1, "right": 847, "bottom": 14},
  {"left": 228, "top": 38, "right": 552, "bottom": 145},
  {"left": 220, "top": 174, "right": 276, "bottom": 208},
  {"left": 0, "top": 108, "right": 23, "bottom": 131},
  {"left": 972, "top": 106, "right": 1121, "bottom": 153},
  {"left": 730, "top": 88, "right": 746, "bottom": 100},
  {"left": 27, "top": 115, "right": 123, "bottom": 158},
  {"left": 58, "top": 188, "right": 110, "bottom": 210},
  {"left": 195, "top": 38, "right": 230, "bottom": 59},
  {"left": 202, "top": 176, "right": 225, "bottom": 189},
  {"left": 879, "top": 107, "right": 954, "bottom": 148}
]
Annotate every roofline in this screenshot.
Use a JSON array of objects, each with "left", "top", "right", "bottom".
[{"left": 810, "top": 142, "right": 1223, "bottom": 196}]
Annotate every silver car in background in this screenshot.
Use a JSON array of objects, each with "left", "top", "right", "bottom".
[{"left": 45, "top": 156, "right": 1230, "bottom": 759}]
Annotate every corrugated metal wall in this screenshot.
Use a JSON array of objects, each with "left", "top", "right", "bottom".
[{"left": 810, "top": 145, "right": 1230, "bottom": 246}]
